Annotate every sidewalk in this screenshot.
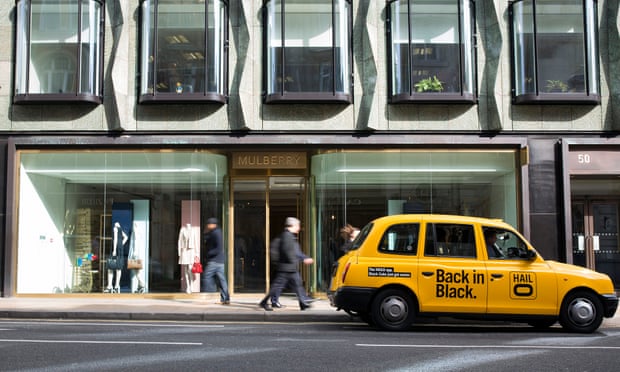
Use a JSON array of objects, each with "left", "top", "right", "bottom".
[
  {"left": 0, "top": 294, "right": 350, "bottom": 323},
  {"left": 1, "top": 294, "right": 619, "bottom": 329}
]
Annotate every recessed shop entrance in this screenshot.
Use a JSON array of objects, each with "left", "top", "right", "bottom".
[
  {"left": 571, "top": 193, "right": 620, "bottom": 288},
  {"left": 231, "top": 176, "right": 306, "bottom": 293}
]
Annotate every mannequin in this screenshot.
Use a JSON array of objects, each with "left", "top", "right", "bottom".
[
  {"left": 128, "top": 221, "right": 146, "bottom": 293},
  {"left": 104, "top": 222, "right": 128, "bottom": 293},
  {"left": 178, "top": 223, "right": 196, "bottom": 293}
]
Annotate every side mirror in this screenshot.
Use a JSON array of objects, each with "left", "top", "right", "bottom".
[{"left": 525, "top": 249, "right": 537, "bottom": 260}]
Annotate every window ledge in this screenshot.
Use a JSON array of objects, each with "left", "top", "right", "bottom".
[
  {"left": 13, "top": 94, "right": 102, "bottom": 105},
  {"left": 513, "top": 93, "right": 600, "bottom": 105},
  {"left": 389, "top": 93, "right": 477, "bottom": 104},
  {"left": 264, "top": 92, "right": 352, "bottom": 104},
  {"left": 139, "top": 93, "right": 227, "bottom": 104}
]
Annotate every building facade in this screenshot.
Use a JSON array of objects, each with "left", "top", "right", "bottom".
[{"left": 1, "top": 0, "right": 620, "bottom": 297}]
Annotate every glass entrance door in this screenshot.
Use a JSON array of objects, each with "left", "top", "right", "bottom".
[
  {"left": 232, "top": 176, "right": 306, "bottom": 293},
  {"left": 572, "top": 199, "right": 620, "bottom": 288}
]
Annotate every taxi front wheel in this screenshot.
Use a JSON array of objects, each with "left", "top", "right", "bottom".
[
  {"left": 371, "top": 289, "right": 416, "bottom": 331},
  {"left": 559, "top": 290, "right": 604, "bottom": 333}
]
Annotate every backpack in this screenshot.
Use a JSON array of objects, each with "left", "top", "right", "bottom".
[{"left": 269, "top": 236, "right": 281, "bottom": 264}]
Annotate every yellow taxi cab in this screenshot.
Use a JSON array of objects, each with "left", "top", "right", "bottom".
[{"left": 328, "top": 214, "right": 618, "bottom": 333}]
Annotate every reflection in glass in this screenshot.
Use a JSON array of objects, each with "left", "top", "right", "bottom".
[
  {"left": 140, "top": 0, "right": 228, "bottom": 102},
  {"left": 16, "top": 151, "right": 227, "bottom": 294},
  {"left": 14, "top": 0, "right": 103, "bottom": 102},
  {"left": 388, "top": 0, "right": 476, "bottom": 102},
  {"left": 311, "top": 151, "right": 518, "bottom": 290},
  {"left": 511, "top": 0, "right": 599, "bottom": 103},
  {"left": 265, "top": 0, "right": 352, "bottom": 102}
]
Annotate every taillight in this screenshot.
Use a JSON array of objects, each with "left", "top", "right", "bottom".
[{"left": 341, "top": 262, "right": 351, "bottom": 283}]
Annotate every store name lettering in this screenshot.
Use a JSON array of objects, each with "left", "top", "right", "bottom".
[
  {"left": 233, "top": 152, "right": 306, "bottom": 169},
  {"left": 435, "top": 269, "right": 484, "bottom": 299}
]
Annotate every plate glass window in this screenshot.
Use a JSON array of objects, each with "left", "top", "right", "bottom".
[
  {"left": 264, "top": 0, "right": 353, "bottom": 103},
  {"left": 387, "top": 0, "right": 476, "bottom": 103},
  {"left": 139, "top": 0, "right": 228, "bottom": 103},
  {"left": 510, "top": 0, "right": 599, "bottom": 104},
  {"left": 14, "top": 0, "right": 104, "bottom": 104}
]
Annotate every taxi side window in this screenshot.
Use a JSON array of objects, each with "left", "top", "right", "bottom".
[
  {"left": 483, "top": 226, "right": 530, "bottom": 259},
  {"left": 425, "top": 223, "right": 476, "bottom": 258},
  {"left": 378, "top": 223, "right": 419, "bottom": 254}
]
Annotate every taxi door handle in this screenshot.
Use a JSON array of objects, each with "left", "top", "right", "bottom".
[
  {"left": 491, "top": 273, "right": 503, "bottom": 279},
  {"left": 422, "top": 271, "right": 434, "bottom": 277}
]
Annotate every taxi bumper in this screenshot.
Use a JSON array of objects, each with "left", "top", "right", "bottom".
[
  {"left": 602, "top": 294, "right": 619, "bottom": 318},
  {"left": 329, "top": 287, "right": 376, "bottom": 313}
]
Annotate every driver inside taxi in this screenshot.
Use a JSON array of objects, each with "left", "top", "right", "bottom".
[{"left": 484, "top": 229, "right": 505, "bottom": 259}]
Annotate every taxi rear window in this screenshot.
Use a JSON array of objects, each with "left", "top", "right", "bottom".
[{"left": 378, "top": 223, "right": 420, "bottom": 254}]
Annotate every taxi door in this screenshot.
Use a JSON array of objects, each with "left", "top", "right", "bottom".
[
  {"left": 482, "top": 226, "right": 558, "bottom": 315},
  {"left": 416, "top": 222, "right": 487, "bottom": 314}
]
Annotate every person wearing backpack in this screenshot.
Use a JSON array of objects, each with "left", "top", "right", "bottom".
[{"left": 259, "top": 217, "right": 314, "bottom": 311}]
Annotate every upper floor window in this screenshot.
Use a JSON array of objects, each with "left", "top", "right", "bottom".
[
  {"left": 510, "top": 0, "right": 599, "bottom": 104},
  {"left": 139, "top": 0, "right": 228, "bottom": 104},
  {"left": 387, "top": 0, "right": 477, "bottom": 103},
  {"left": 14, "top": 0, "right": 104, "bottom": 104},
  {"left": 263, "top": 0, "right": 353, "bottom": 104}
]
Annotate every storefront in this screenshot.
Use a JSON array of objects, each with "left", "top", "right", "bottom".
[
  {"left": 3, "top": 136, "right": 528, "bottom": 296},
  {"left": 562, "top": 139, "right": 620, "bottom": 288}
]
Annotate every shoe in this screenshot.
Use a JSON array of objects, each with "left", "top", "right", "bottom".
[
  {"left": 271, "top": 302, "right": 283, "bottom": 308},
  {"left": 114, "top": 287, "right": 120, "bottom": 294},
  {"left": 137, "top": 286, "right": 145, "bottom": 294},
  {"left": 219, "top": 300, "right": 230, "bottom": 305},
  {"left": 259, "top": 301, "right": 273, "bottom": 311},
  {"left": 103, "top": 287, "right": 113, "bottom": 293},
  {"left": 300, "top": 302, "right": 312, "bottom": 311}
]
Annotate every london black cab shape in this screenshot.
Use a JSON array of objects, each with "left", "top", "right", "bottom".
[{"left": 328, "top": 215, "right": 618, "bottom": 333}]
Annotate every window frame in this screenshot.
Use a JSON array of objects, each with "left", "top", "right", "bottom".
[
  {"left": 378, "top": 223, "right": 420, "bottom": 255},
  {"left": 386, "top": 0, "right": 478, "bottom": 104},
  {"left": 262, "top": 0, "right": 353, "bottom": 104},
  {"left": 138, "top": 0, "right": 229, "bottom": 104},
  {"left": 13, "top": 0, "right": 105, "bottom": 105},
  {"left": 509, "top": 0, "right": 600, "bottom": 105}
]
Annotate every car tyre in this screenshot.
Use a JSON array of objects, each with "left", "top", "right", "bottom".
[
  {"left": 371, "top": 288, "right": 415, "bottom": 331},
  {"left": 559, "top": 290, "right": 603, "bottom": 333}
]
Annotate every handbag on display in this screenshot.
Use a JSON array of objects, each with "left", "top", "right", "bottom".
[
  {"left": 107, "top": 257, "right": 119, "bottom": 270},
  {"left": 191, "top": 256, "right": 203, "bottom": 274},
  {"left": 127, "top": 258, "right": 143, "bottom": 270}
]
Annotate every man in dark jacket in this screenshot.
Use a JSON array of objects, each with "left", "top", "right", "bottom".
[
  {"left": 202, "top": 217, "right": 230, "bottom": 304},
  {"left": 259, "top": 217, "right": 314, "bottom": 311}
]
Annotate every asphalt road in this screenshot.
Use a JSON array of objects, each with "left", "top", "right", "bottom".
[{"left": 1, "top": 319, "right": 619, "bottom": 371}]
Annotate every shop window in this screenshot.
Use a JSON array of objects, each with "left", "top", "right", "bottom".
[
  {"left": 387, "top": 0, "right": 477, "bottom": 103},
  {"left": 510, "top": 0, "right": 600, "bottom": 104},
  {"left": 312, "top": 150, "right": 520, "bottom": 291},
  {"left": 139, "top": 0, "right": 228, "bottom": 103},
  {"left": 15, "top": 150, "right": 227, "bottom": 294},
  {"left": 263, "top": 0, "right": 353, "bottom": 103},
  {"left": 14, "top": 0, "right": 104, "bottom": 104}
]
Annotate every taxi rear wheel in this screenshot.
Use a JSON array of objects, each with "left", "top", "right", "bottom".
[
  {"left": 371, "top": 289, "right": 415, "bottom": 331},
  {"left": 559, "top": 290, "right": 603, "bottom": 333}
]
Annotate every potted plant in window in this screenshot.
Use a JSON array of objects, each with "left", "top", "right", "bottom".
[
  {"left": 414, "top": 76, "right": 444, "bottom": 93},
  {"left": 545, "top": 80, "right": 569, "bottom": 93}
]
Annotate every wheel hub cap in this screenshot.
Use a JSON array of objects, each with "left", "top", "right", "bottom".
[
  {"left": 380, "top": 296, "right": 407, "bottom": 323},
  {"left": 569, "top": 299, "right": 595, "bottom": 325}
]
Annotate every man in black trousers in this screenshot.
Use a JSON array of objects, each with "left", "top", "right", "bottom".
[{"left": 259, "top": 217, "right": 314, "bottom": 311}]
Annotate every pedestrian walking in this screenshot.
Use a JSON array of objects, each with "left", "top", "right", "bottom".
[
  {"left": 201, "top": 217, "right": 230, "bottom": 304},
  {"left": 259, "top": 217, "right": 314, "bottom": 311}
]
